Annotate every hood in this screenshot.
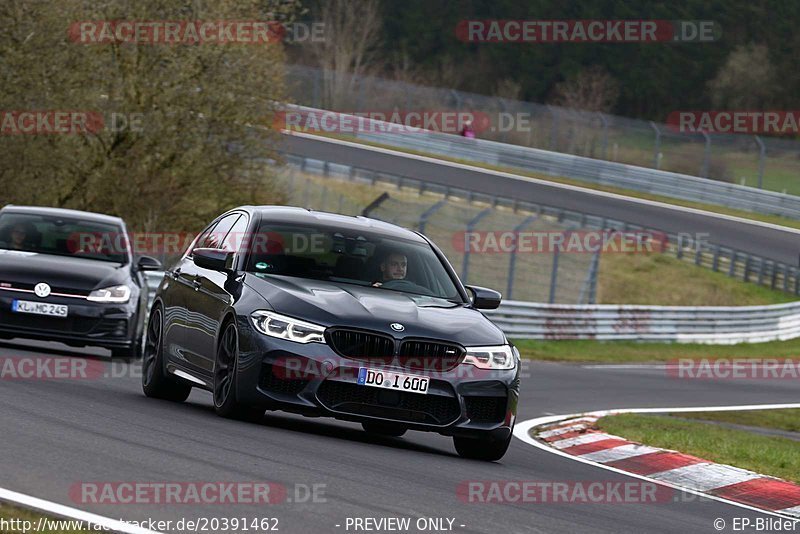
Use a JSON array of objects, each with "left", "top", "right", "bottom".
[
  {"left": 0, "top": 250, "right": 128, "bottom": 292},
  {"left": 244, "top": 273, "right": 506, "bottom": 346}
]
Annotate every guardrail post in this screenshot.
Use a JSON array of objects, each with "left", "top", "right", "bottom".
[
  {"left": 676, "top": 234, "right": 684, "bottom": 260},
  {"left": 754, "top": 135, "right": 766, "bottom": 189},
  {"left": 744, "top": 254, "right": 751, "bottom": 282},
  {"left": 712, "top": 245, "right": 720, "bottom": 271},
  {"left": 771, "top": 262, "right": 778, "bottom": 289},
  {"left": 757, "top": 259, "right": 765, "bottom": 285},
  {"left": 784, "top": 265, "right": 789, "bottom": 292},
  {"left": 728, "top": 251, "right": 737, "bottom": 277},
  {"left": 506, "top": 215, "right": 537, "bottom": 299},
  {"left": 650, "top": 121, "right": 661, "bottom": 169},
  {"left": 597, "top": 112, "right": 609, "bottom": 160},
  {"left": 461, "top": 208, "right": 493, "bottom": 284},
  {"left": 701, "top": 131, "right": 711, "bottom": 178},
  {"left": 694, "top": 244, "right": 702, "bottom": 266},
  {"left": 417, "top": 199, "right": 447, "bottom": 234},
  {"left": 549, "top": 231, "right": 566, "bottom": 304}
]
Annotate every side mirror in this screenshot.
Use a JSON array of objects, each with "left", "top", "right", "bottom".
[
  {"left": 193, "top": 248, "right": 234, "bottom": 271},
  {"left": 136, "top": 255, "right": 162, "bottom": 271},
  {"left": 466, "top": 285, "right": 502, "bottom": 310}
]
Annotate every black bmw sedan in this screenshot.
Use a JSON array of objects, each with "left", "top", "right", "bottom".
[
  {"left": 144, "top": 206, "right": 519, "bottom": 461},
  {"left": 0, "top": 205, "right": 161, "bottom": 359}
]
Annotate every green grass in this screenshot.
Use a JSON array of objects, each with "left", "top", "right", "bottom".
[
  {"left": 513, "top": 337, "right": 800, "bottom": 363},
  {"left": 307, "top": 131, "right": 800, "bottom": 231},
  {"left": 675, "top": 409, "right": 800, "bottom": 433},
  {"left": 0, "top": 504, "right": 91, "bottom": 533},
  {"left": 596, "top": 413, "right": 800, "bottom": 484},
  {"left": 597, "top": 252, "right": 796, "bottom": 305}
]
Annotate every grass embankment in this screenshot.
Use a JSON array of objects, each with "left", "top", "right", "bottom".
[
  {"left": 596, "top": 412, "right": 800, "bottom": 484},
  {"left": 513, "top": 337, "right": 800, "bottom": 363}
]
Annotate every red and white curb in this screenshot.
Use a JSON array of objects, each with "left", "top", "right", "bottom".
[{"left": 514, "top": 403, "right": 800, "bottom": 521}]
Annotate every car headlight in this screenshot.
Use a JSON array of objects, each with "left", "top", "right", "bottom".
[
  {"left": 87, "top": 285, "right": 131, "bottom": 303},
  {"left": 251, "top": 310, "right": 326, "bottom": 344},
  {"left": 463, "top": 345, "right": 516, "bottom": 370}
]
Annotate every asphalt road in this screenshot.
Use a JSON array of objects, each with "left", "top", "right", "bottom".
[
  {"left": 280, "top": 134, "right": 800, "bottom": 266},
  {"left": 1, "top": 339, "right": 796, "bottom": 534}
]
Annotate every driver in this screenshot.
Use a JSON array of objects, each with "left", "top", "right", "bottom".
[
  {"left": 372, "top": 252, "right": 407, "bottom": 287},
  {"left": 2, "top": 222, "right": 34, "bottom": 250}
]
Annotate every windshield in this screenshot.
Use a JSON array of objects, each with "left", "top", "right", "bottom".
[
  {"left": 245, "top": 222, "right": 464, "bottom": 301},
  {"left": 0, "top": 212, "right": 127, "bottom": 264}
]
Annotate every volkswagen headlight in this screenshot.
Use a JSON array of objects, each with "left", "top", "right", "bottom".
[
  {"left": 251, "top": 310, "right": 326, "bottom": 344},
  {"left": 87, "top": 285, "right": 131, "bottom": 303}
]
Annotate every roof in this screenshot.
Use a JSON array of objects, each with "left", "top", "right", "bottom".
[
  {"left": 242, "top": 205, "right": 425, "bottom": 242},
  {"left": 0, "top": 205, "right": 125, "bottom": 226}
]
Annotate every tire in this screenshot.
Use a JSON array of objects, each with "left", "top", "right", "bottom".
[
  {"left": 453, "top": 431, "right": 513, "bottom": 462},
  {"left": 141, "top": 305, "right": 192, "bottom": 402},
  {"left": 213, "top": 321, "right": 264, "bottom": 422},
  {"left": 362, "top": 421, "right": 407, "bottom": 437}
]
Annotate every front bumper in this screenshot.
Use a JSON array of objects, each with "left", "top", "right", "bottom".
[
  {"left": 0, "top": 290, "right": 137, "bottom": 349},
  {"left": 236, "top": 320, "right": 519, "bottom": 438}
]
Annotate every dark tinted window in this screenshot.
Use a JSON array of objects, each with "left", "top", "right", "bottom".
[
  {"left": 245, "top": 222, "right": 463, "bottom": 301},
  {"left": 0, "top": 212, "right": 127, "bottom": 263}
]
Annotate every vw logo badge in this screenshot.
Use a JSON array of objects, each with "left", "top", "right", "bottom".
[
  {"left": 34, "top": 283, "right": 51, "bottom": 298},
  {"left": 390, "top": 323, "right": 405, "bottom": 332}
]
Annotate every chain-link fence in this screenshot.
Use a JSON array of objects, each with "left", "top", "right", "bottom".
[
  {"left": 278, "top": 164, "right": 600, "bottom": 304},
  {"left": 285, "top": 64, "right": 800, "bottom": 196}
]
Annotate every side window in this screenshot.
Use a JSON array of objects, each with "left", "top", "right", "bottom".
[
  {"left": 221, "top": 214, "right": 249, "bottom": 252},
  {"left": 200, "top": 214, "right": 240, "bottom": 249},
  {"left": 188, "top": 220, "right": 220, "bottom": 257}
]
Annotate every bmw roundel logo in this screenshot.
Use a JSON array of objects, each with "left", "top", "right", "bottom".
[
  {"left": 34, "top": 283, "right": 51, "bottom": 298},
  {"left": 390, "top": 323, "right": 405, "bottom": 332}
]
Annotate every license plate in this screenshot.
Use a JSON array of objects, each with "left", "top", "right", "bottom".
[
  {"left": 12, "top": 300, "right": 68, "bottom": 318},
  {"left": 357, "top": 367, "right": 429, "bottom": 394}
]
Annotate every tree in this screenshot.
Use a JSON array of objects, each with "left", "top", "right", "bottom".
[
  {"left": 707, "top": 43, "right": 776, "bottom": 109},
  {"left": 551, "top": 66, "right": 619, "bottom": 113},
  {"left": 0, "top": 0, "right": 299, "bottom": 232},
  {"left": 305, "top": 0, "right": 382, "bottom": 108}
]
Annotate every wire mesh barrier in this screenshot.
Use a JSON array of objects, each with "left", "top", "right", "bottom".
[
  {"left": 277, "top": 165, "right": 599, "bottom": 303},
  {"left": 285, "top": 64, "right": 800, "bottom": 197},
  {"left": 281, "top": 154, "right": 800, "bottom": 298}
]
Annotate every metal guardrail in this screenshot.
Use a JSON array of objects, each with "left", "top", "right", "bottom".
[
  {"left": 283, "top": 153, "right": 800, "bottom": 296},
  {"left": 285, "top": 105, "right": 800, "bottom": 220},
  {"left": 485, "top": 300, "right": 800, "bottom": 343},
  {"left": 287, "top": 65, "right": 800, "bottom": 196}
]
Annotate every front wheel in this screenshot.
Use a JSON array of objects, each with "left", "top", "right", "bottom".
[
  {"left": 141, "top": 306, "right": 192, "bottom": 402},
  {"left": 453, "top": 431, "right": 513, "bottom": 462},
  {"left": 213, "top": 321, "right": 264, "bottom": 422}
]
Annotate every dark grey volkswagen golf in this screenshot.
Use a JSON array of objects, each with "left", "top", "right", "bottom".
[{"left": 144, "top": 206, "right": 519, "bottom": 461}]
